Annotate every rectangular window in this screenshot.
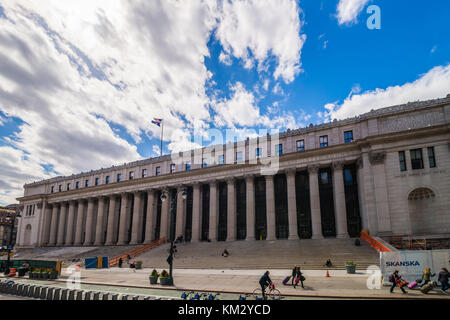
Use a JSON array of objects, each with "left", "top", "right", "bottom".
[
  {"left": 95, "top": 177, "right": 99, "bottom": 186},
  {"left": 67, "top": 183, "right": 70, "bottom": 191},
  {"left": 142, "top": 169, "right": 147, "bottom": 178},
  {"left": 202, "top": 158, "right": 207, "bottom": 168},
  {"left": 76, "top": 181, "right": 79, "bottom": 189},
  {"left": 218, "top": 155, "right": 224, "bottom": 165},
  {"left": 85, "top": 180, "right": 89, "bottom": 187},
  {"left": 319, "top": 135, "right": 328, "bottom": 148},
  {"left": 117, "top": 174, "right": 122, "bottom": 182},
  {"left": 256, "top": 148, "right": 262, "bottom": 158},
  {"left": 398, "top": 151, "right": 407, "bottom": 171},
  {"left": 276, "top": 144, "right": 283, "bottom": 156},
  {"left": 51, "top": 186, "right": 54, "bottom": 193},
  {"left": 106, "top": 176, "right": 110, "bottom": 184},
  {"left": 236, "top": 151, "right": 243, "bottom": 163},
  {"left": 170, "top": 164, "right": 176, "bottom": 173},
  {"left": 427, "top": 147, "right": 436, "bottom": 168},
  {"left": 185, "top": 162, "right": 191, "bottom": 171},
  {"left": 129, "top": 171, "right": 134, "bottom": 180},
  {"left": 156, "top": 166, "right": 161, "bottom": 175},
  {"left": 410, "top": 149, "right": 424, "bottom": 170},
  {"left": 344, "top": 130, "right": 353, "bottom": 143},
  {"left": 296, "top": 140, "right": 305, "bottom": 152},
  {"left": 58, "top": 185, "right": 62, "bottom": 192}
]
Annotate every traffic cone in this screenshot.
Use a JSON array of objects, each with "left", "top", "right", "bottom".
[{"left": 326, "top": 270, "right": 330, "bottom": 277}]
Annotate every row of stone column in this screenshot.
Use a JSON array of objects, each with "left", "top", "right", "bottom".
[{"left": 40, "top": 163, "right": 350, "bottom": 246}]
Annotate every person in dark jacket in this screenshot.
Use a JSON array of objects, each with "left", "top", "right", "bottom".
[
  {"left": 291, "top": 265, "right": 297, "bottom": 285},
  {"left": 438, "top": 268, "right": 449, "bottom": 292},
  {"left": 118, "top": 258, "right": 123, "bottom": 268},
  {"left": 259, "top": 271, "right": 272, "bottom": 300},
  {"left": 390, "top": 270, "right": 407, "bottom": 294},
  {"left": 294, "top": 266, "right": 305, "bottom": 289}
]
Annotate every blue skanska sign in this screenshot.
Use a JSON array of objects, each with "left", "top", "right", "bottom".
[{"left": 385, "top": 261, "right": 420, "bottom": 267}]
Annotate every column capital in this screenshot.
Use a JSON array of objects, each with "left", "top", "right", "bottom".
[
  {"left": 206, "top": 178, "right": 217, "bottom": 185},
  {"left": 368, "top": 151, "right": 386, "bottom": 165},
  {"left": 332, "top": 161, "right": 345, "bottom": 171},
  {"left": 356, "top": 156, "right": 363, "bottom": 169},
  {"left": 263, "top": 174, "right": 274, "bottom": 181},
  {"left": 244, "top": 174, "right": 254, "bottom": 182},
  {"left": 68, "top": 199, "right": 77, "bottom": 205},
  {"left": 285, "top": 168, "right": 297, "bottom": 177},
  {"left": 307, "top": 164, "right": 320, "bottom": 174},
  {"left": 226, "top": 177, "right": 236, "bottom": 185}
]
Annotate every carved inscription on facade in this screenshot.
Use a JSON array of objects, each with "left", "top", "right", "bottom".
[{"left": 380, "top": 110, "right": 444, "bottom": 133}]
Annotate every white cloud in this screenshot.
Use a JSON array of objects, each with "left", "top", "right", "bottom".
[
  {"left": 336, "top": 0, "right": 370, "bottom": 25},
  {"left": 0, "top": 0, "right": 308, "bottom": 204},
  {"left": 323, "top": 64, "right": 450, "bottom": 120},
  {"left": 218, "top": 51, "right": 233, "bottom": 66},
  {"left": 214, "top": 0, "right": 306, "bottom": 83}
]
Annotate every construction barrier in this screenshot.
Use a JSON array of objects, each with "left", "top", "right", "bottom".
[
  {"left": 85, "top": 256, "right": 109, "bottom": 269},
  {"left": 108, "top": 238, "right": 166, "bottom": 267},
  {"left": 380, "top": 249, "right": 450, "bottom": 285},
  {"left": 360, "top": 230, "right": 391, "bottom": 252}
]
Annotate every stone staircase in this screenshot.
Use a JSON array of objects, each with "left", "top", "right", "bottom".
[{"left": 135, "top": 238, "right": 380, "bottom": 270}]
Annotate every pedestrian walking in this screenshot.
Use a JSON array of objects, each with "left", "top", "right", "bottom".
[
  {"left": 389, "top": 270, "right": 407, "bottom": 294},
  {"left": 291, "top": 265, "right": 297, "bottom": 285},
  {"left": 118, "top": 257, "right": 123, "bottom": 268},
  {"left": 294, "top": 266, "right": 305, "bottom": 289},
  {"left": 420, "top": 267, "right": 435, "bottom": 288},
  {"left": 438, "top": 268, "right": 449, "bottom": 292}
]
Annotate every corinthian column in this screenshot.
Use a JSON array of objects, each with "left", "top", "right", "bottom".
[
  {"left": 74, "top": 200, "right": 86, "bottom": 246},
  {"left": 308, "top": 165, "right": 323, "bottom": 239},
  {"left": 83, "top": 198, "right": 96, "bottom": 246},
  {"left": 209, "top": 180, "right": 218, "bottom": 242},
  {"left": 226, "top": 178, "right": 236, "bottom": 241},
  {"left": 175, "top": 186, "right": 186, "bottom": 240},
  {"left": 286, "top": 169, "right": 299, "bottom": 240},
  {"left": 332, "top": 162, "right": 349, "bottom": 238},
  {"left": 94, "top": 196, "right": 107, "bottom": 245},
  {"left": 65, "top": 200, "right": 76, "bottom": 246},
  {"left": 191, "top": 183, "right": 201, "bottom": 242},
  {"left": 144, "top": 190, "right": 156, "bottom": 243},
  {"left": 117, "top": 193, "right": 130, "bottom": 245},
  {"left": 265, "top": 175, "right": 276, "bottom": 241},
  {"left": 56, "top": 202, "right": 68, "bottom": 246},
  {"left": 105, "top": 195, "right": 118, "bottom": 245},
  {"left": 245, "top": 175, "right": 255, "bottom": 241},
  {"left": 159, "top": 190, "right": 170, "bottom": 241},
  {"left": 130, "top": 192, "right": 143, "bottom": 244},
  {"left": 48, "top": 204, "right": 59, "bottom": 246}
]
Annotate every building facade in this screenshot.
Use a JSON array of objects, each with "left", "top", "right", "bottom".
[
  {"left": 15, "top": 96, "right": 450, "bottom": 248},
  {"left": 0, "top": 205, "right": 19, "bottom": 247}
]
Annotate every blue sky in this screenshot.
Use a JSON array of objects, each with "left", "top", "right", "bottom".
[{"left": 0, "top": 0, "right": 449, "bottom": 204}]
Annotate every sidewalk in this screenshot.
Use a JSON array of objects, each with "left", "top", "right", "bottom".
[{"left": 57, "top": 267, "right": 450, "bottom": 299}]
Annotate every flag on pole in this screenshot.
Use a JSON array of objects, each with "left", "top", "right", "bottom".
[{"left": 152, "top": 118, "right": 162, "bottom": 127}]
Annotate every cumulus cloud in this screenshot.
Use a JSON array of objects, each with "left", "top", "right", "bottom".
[
  {"left": 214, "top": 0, "right": 306, "bottom": 83},
  {"left": 0, "top": 0, "right": 307, "bottom": 204},
  {"left": 322, "top": 64, "right": 450, "bottom": 121},
  {"left": 336, "top": 0, "right": 370, "bottom": 25}
]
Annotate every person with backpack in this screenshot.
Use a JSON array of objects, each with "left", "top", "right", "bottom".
[
  {"left": 420, "top": 267, "right": 435, "bottom": 288},
  {"left": 118, "top": 257, "right": 123, "bottom": 268},
  {"left": 290, "top": 265, "right": 297, "bottom": 285},
  {"left": 294, "top": 266, "right": 305, "bottom": 289},
  {"left": 438, "top": 268, "right": 449, "bottom": 292},
  {"left": 390, "top": 270, "right": 407, "bottom": 294},
  {"left": 259, "top": 271, "right": 272, "bottom": 300}
]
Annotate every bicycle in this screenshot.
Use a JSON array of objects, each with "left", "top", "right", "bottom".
[
  {"left": 238, "top": 293, "right": 251, "bottom": 300},
  {"left": 204, "top": 293, "right": 221, "bottom": 300},
  {"left": 252, "top": 283, "right": 281, "bottom": 300}
]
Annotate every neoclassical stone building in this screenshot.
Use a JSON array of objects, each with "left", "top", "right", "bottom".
[{"left": 16, "top": 96, "right": 450, "bottom": 248}]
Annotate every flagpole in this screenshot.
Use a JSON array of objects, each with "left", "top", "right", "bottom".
[{"left": 160, "top": 120, "right": 163, "bottom": 157}]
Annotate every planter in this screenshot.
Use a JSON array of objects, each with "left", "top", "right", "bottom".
[
  {"left": 31, "top": 272, "right": 39, "bottom": 279},
  {"left": 135, "top": 262, "right": 143, "bottom": 270},
  {"left": 41, "top": 273, "right": 49, "bottom": 279},
  {"left": 149, "top": 276, "right": 158, "bottom": 285},
  {"left": 345, "top": 265, "right": 356, "bottom": 274},
  {"left": 49, "top": 273, "right": 58, "bottom": 280},
  {"left": 159, "top": 277, "right": 173, "bottom": 286},
  {"left": 18, "top": 268, "right": 27, "bottom": 277}
]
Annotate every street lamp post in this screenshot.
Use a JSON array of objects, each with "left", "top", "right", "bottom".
[
  {"left": 160, "top": 188, "right": 187, "bottom": 285},
  {"left": 3, "top": 212, "right": 21, "bottom": 275}
]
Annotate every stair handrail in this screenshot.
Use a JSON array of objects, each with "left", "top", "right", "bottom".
[
  {"left": 108, "top": 238, "right": 166, "bottom": 267},
  {"left": 360, "top": 230, "right": 391, "bottom": 252}
]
